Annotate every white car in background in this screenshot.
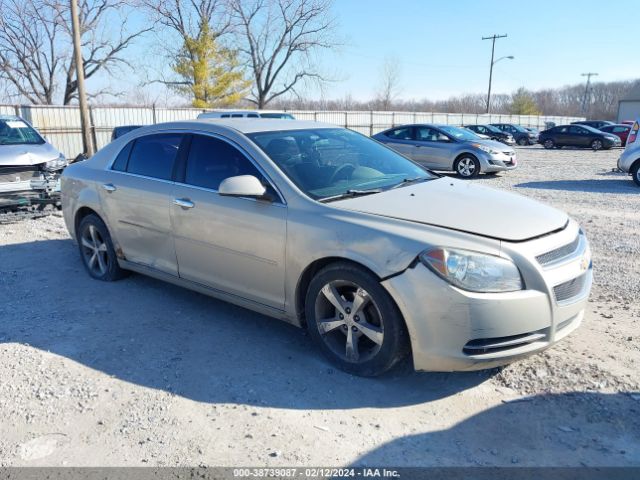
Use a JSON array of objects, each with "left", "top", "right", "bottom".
[
  {"left": 617, "top": 119, "right": 640, "bottom": 186},
  {"left": 197, "top": 110, "right": 295, "bottom": 120},
  {"left": 0, "top": 115, "right": 67, "bottom": 206}
]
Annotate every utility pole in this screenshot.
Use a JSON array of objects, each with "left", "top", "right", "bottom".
[
  {"left": 482, "top": 34, "right": 508, "bottom": 114},
  {"left": 581, "top": 72, "right": 598, "bottom": 117},
  {"left": 70, "top": 0, "right": 94, "bottom": 156}
]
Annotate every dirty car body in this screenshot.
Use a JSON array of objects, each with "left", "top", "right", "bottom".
[
  {"left": 0, "top": 115, "right": 66, "bottom": 206},
  {"left": 61, "top": 119, "right": 592, "bottom": 375}
]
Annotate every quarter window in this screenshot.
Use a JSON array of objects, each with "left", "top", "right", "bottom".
[
  {"left": 112, "top": 141, "right": 133, "bottom": 171},
  {"left": 126, "top": 133, "right": 182, "bottom": 180},
  {"left": 185, "top": 135, "right": 265, "bottom": 191}
]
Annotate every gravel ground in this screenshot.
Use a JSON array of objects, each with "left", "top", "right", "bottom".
[{"left": 0, "top": 146, "right": 638, "bottom": 467}]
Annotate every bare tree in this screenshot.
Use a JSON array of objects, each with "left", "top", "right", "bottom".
[
  {"left": 0, "top": 0, "right": 150, "bottom": 104},
  {"left": 230, "top": 0, "right": 337, "bottom": 108},
  {"left": 374, "top": 57, "right": 401, "bottom": 111},
  {"left": 57, "top": 0, "right": 153, "bottom": 104},
  {"left": 0, "top": 0, "right": 62, "bottom": 103}
]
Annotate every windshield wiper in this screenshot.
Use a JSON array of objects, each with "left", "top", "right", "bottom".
[
  {"left": 389, "top": 176, "right": 431, "bottom": 189},
  {"left": 319, "top": 188, "right": 383, "bottom": 203}
]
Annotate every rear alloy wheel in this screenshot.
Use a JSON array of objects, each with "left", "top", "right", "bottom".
[
  {"left": 631, "top": 162, "right": 640, "bottom": 187},
  {"left": 455, "top": 155, "right": 480, "bottom": 178},
  {"left": 305, "top": 263, "right": 408, "bottom": 376},
  {"left": 543, "top": 139, "right": 555, "bottom": 149},
  {"left": 591, "top": 139, "right": 603, "bottom": 151},
  {"left": 78, "top": 214, "right": 129, "bottom": 281}
]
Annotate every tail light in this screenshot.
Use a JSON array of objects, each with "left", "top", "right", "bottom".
[{"left": 628, "top": 121, "right": 639, "bottom": 145}]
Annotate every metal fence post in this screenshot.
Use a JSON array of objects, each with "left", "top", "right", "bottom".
[
  {"left": 88, "top": 106, "right": 97, "bottom": 154},
  {"left": 391, "top": 112, "right": 395, "bottom": 127},
  {"left": 152, "top": 103, "right": 157, "bottom": 124},
  {"left": 344, "top": 111, "right": 348, "bottom": 128},
  {"left": 369, "top": 111, "right": 373, "bottom": 136}
]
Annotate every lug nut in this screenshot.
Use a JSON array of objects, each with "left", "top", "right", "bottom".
[
  {"left": 345, "top": 307, "right": 351, "bottom": 314},
  {"left": 342, "top": 325, "right": 348, "bottom": 330},
  {"left": 352, "top": 326, "right": 358, "bottom": 332},
  {"left": 354, "top": 315, "right": 360, "bottom": 322},
  {"left": 338, "top": 313, "right": 344, "bottom": 319}
]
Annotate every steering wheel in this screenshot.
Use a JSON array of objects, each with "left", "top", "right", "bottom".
[{"left": 329, "top": 163, "right": 356, "bottom": 183}]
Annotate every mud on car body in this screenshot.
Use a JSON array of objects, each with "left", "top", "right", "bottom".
[{"left": 0, "top": 115, "right": 67, "bottom": 209}]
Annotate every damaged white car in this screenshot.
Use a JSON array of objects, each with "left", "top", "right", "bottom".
[{"left": 0, "top": 115, "right": 67, "bottom": 208}]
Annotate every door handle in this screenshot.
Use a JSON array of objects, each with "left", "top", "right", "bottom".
[
  {"left": 173, "top": 198, "right": 195, "bottom": 209},
  {"left": 102, "top": 183, "right": 117, "bottom": 193}
]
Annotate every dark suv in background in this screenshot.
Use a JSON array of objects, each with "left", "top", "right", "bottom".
[
  {"left": 490, "top": 123, "right": 538, "bottom": 146},
  {"left": 463, "top": 124, "right": 515, "bottom": 145}
]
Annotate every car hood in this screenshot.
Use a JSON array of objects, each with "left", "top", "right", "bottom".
[
  {"left": 331, "top": 177, "right": 568, "bottom": 242},
  {"left": 0, "top": 142, "right": 61, "bottom": 166},
  {"left": 464, "top": 138, "right": 514, "bottom": 151}
]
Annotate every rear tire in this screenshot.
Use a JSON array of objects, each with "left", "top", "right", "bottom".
[
  {"left": 631, "top": 161, "right": 640, "bottom": 187},
  {"left": 454, "top": 155, "right": 480, "bottom": 178},
  {"left": 77, "top": 214, "right": 129, "bottom": 281},
  {"left": 305, "top": 262, "right": 409, "bottom": 377}
]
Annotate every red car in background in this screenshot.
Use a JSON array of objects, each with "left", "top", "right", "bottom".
[{"left": 600, "top": 124, "right": 632, "bottom": 146}]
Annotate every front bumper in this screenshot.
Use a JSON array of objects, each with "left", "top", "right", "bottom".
[
  {"left": 0, "top": 168, "right": 62, "bottom": 204},
  {"left": 478, "top": 151, "right": 518, "bottom": 172},
  {"left": 382, "top": 223, "right": 592, "bottom": 371}
]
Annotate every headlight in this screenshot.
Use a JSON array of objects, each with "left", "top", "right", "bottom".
[
  {"left": 420, "top": 247, "right": 524, "bottom": 293},
  {"left": 43, "top": 153, "right": 68, "bottom": 171},
  {"left": 471, "top": 143, "right": 499, "bottom": 155}
]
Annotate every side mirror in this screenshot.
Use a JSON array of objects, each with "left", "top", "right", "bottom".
[{"left": 219, "top": 175, "right": 267, "bottom": 198}]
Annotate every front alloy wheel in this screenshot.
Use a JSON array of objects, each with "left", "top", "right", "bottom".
[
  {"left": 543, "top": 139, "right": 555, "bottom": 149},
  {"left": 591, "top": 139, "right": 603, "bottom": 151},
  {"left": 305, "top": 263, "right": 408, "bottom": 376},
  {"left": 456, "top": 156, "right": 480, "bottom": 178},
  {"left": 315, "top": 280, "right": 384, "bottom": 364}
]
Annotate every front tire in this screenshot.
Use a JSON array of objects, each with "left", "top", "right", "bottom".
[
  {"left": 517, "top": 137, "right": 528, "bottom": 146},
  {"left": 591, "top": 139, "right": 603, "bottom": 151},
  {"left": 305, "top": 262, "right": 409, "bottom": 377},
  {"left": 543, "top": 139, "right": 555, "bottom": 149},
  {"left": 77, "top": 214, "right": 129, "bottom": 281},
  {"left": 455, "top": 155, "right": 480, "bottom": 178},
  {"left": 631, "top": 161, "right": 640, "bottom": 187}
]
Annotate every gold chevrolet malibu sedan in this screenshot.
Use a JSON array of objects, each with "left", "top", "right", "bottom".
[{"left": 61, "top": 119, "right": 592, "bottom": 376}]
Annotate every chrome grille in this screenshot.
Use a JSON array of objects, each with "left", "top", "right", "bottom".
[
  {"left": 0, "top": 166, "right": 39, "bottom": 184},
  {"left": 554, "top": 273, "right": 587, "bottom": 303},
  {"left": 536, "top": 235, "right": 580, "bottom": 266}
]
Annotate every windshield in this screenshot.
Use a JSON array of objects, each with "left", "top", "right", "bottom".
[
  {"left": 248, "top": 128, "right": 434, "bottom": 200},
  {"left": 0, "top": 118, "right": 44, "bottom": 145},
  {"left": 439, "top": 125, "right": 480, "bottom": 141},
  {"left": 483, "top": 125, "right": 502, "bottom": 134}
]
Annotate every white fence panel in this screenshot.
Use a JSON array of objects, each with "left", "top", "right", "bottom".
[{"left": 0, "top": 104, "right": 586, "bottom": 158}]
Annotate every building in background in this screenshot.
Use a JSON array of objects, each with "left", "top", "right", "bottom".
[{"left": 618, "top": 83, "right": 640, "bottom": 122}]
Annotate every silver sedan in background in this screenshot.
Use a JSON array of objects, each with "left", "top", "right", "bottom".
[
  {"left": 61, "top": 119, "right": 591, "bottom": 377},
  {"left": 372, "top": 124, "right": 517, "bottom": 178}
]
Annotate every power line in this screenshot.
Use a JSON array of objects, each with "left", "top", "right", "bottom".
[
  {"left": 581, "top": 72, "right": 598, "bottom": 115},
  {"left": 482, "top": 34, "right": 508, "bottom": 113}
]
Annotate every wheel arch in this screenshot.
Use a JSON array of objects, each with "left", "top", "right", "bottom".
[
  {"left": 74, "top": 206, "right": 102, "bottom": 239},
  {"left": 294, "top": 257, "right": 383, "bottom": 327}
]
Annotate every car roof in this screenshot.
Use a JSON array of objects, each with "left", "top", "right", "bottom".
[
  {"left": 131, "top": 119, "right": 334, "bottom": 135},
  {"left": 0, "top": 115, "right": 20, "bottom": 121}
]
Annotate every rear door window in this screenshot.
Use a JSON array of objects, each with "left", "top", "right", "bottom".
[
  {"left": 126, "top": 133, "right": 183, "bottom": 180},
  {"left": 385, "top": 127, "right": 414, "bottom": 140}
]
